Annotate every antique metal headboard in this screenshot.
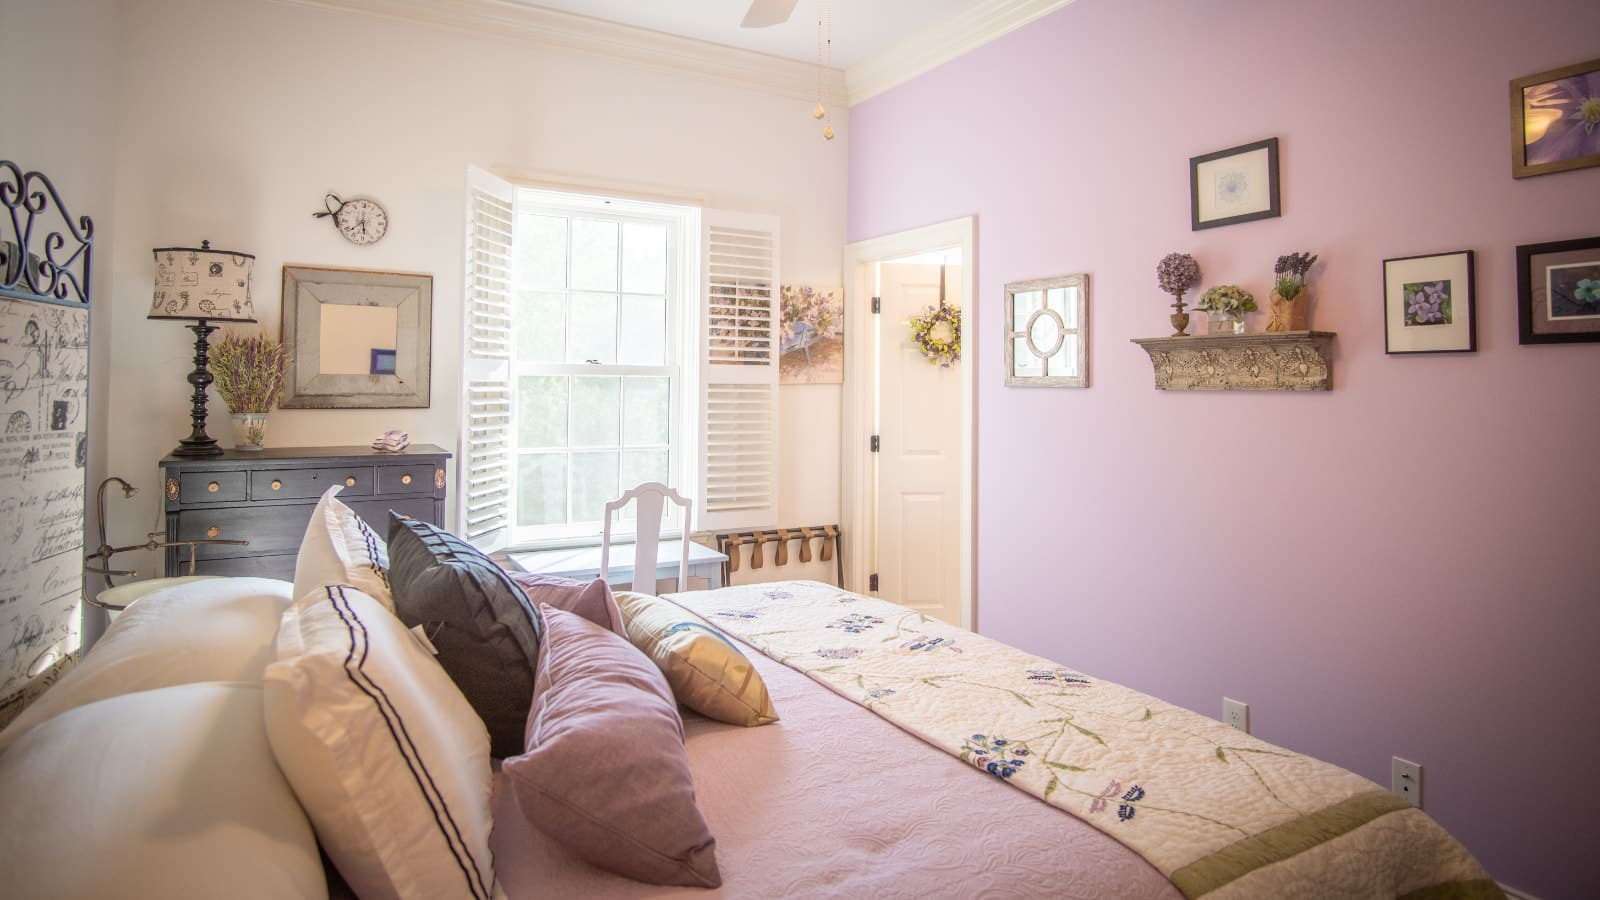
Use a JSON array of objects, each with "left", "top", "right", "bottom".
[{"left": 0, "top": 159, "right": 94, "bottom": 728}]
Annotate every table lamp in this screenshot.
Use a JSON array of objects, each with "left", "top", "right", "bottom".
[{"left": 150, "top": 240, "right": 256, "bottom": 458}]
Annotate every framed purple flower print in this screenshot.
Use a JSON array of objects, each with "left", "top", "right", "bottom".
[
  {"left": 1511, "top": 57, "right": 1600, "bottom": 178},
  {"left": 1383, "top": 251, "right": 1476, "bottom": 354},
  {"left": 1518, "top": 235, "right": 1600, "bottom": 345}
]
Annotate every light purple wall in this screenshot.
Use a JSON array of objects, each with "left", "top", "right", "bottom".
[{"left": 847, "top": 1, "right": 1600, "bottom": 896}]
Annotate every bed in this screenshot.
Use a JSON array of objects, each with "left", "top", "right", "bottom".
[{"left": 0, "top": 492, "right": 1499, "bottom": 899}]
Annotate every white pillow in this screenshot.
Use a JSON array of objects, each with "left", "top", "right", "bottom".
[
  {"left": 264, "top": 584, "right": 496, "bottom": 900},
  {"left": 0, "top": 576, "right": 292, "bottom": 752},
  {"left": 293, "top": 486, "right": 393, "bottom": 609},
  {"left": 0, "top": 681, "right": 327, "bottom": 900}
]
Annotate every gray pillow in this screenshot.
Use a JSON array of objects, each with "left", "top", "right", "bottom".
[{"left": 386, "top": 513, "right": 542, "bottom": 758}]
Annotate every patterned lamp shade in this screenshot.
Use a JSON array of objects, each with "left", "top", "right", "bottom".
[{"left": 149, "top": 241, "right": 257, "bottom": 322}]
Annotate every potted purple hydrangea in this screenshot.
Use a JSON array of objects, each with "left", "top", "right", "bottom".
[{"left": 1157, "top": 252, "right": 1202, "bottom": 336}]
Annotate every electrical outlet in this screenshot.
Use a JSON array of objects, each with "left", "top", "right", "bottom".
[
  {"left": 1392, "top": 757, "right": 1423, "bottom": 808},
  {"left": 1223, "top": 697, "right": 1249, "bottom": 733}
]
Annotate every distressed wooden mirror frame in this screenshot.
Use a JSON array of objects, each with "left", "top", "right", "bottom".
[
  {"left": 281, "top": 264, "right": 432, "bottom": 408},
  {"left": 1004, "top": 273, "right": 1089, "bottom": 387}
]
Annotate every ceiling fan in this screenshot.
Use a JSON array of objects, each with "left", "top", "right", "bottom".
[{"left": 740, "top": 0, "right": 800, "bottom": 28}]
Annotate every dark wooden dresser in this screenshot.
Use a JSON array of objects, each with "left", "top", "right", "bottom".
[{"left": 160, "top": 444, "right": 451, "bottom": 580}]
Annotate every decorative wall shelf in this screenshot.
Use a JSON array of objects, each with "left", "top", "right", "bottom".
[{"left": 1130, "top": 331, "right": 1336, "bottom": 391}]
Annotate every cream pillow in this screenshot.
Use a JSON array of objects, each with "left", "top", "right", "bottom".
[
  {"left": 0, "top": 576, "right": 292, "bottom": 752},
  {"left": 292, "top": 486, "right": 393, "bottom": 608},
  {"left": 0, "top": 681, "right": 326, "bottom": 900},
  {"left": 615, "top": 590, "right": 777, "bottom": 727},
  {"left": 264, "top": 584, "right": 496, "bottom": 900}
]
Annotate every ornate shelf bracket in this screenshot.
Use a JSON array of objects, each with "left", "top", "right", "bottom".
[{"left": 1131, "top": 331, "right": 1336, "bottom": 391}]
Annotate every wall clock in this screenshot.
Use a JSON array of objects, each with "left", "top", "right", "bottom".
[{"left": 314, "top": 193, "right": 388, "bottom": 245}]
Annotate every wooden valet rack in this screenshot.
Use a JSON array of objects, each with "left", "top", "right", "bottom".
[{"left": 714, "top": 524, "right": 843, "bottom": 588}]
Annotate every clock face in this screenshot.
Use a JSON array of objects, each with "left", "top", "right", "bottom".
[{"left": 334, "top": 198, "right": 388, "bottom": 245}]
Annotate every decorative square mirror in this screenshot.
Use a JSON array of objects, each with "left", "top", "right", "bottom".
[
  {"left": 1004, "top": 273, "right": 1088, "bottom": 387},
  {"left": 281, "top": 265, "right": 432, "bottom": 408}
]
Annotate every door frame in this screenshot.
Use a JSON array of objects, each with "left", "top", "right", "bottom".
[{"left": 840, "top": 216, "right": 977, "bottom": 630}]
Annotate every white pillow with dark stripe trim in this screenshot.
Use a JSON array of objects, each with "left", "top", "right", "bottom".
[
  {"left": 264, "top": 584, "right": 496, "bottom": 900},
  {"left": 293, "top": 486, "right": 393, "bottom": 610}
]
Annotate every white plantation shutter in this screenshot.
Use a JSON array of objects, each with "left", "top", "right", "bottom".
[
  {"left": 459, "top": 167, "right": 516, "bottom": 550},
  {"left": 698, "top": 210, "right": 780, "bottom": 533}
]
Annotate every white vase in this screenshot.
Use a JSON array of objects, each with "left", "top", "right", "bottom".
[{"left": 231, "top": 412, "right": 269, "bottom": 451}]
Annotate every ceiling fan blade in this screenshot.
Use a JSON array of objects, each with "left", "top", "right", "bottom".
[{"left": 740, "top": 0, "right": 799, "bottom": 28}]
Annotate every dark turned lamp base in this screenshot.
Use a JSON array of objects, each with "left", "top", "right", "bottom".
[{"left": 170, "top": 319, "right": 224, "bottom": 458}]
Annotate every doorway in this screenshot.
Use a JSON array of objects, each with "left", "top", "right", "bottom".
[{"left": 841, "top": 218, "right": 976, "bottom": 629}]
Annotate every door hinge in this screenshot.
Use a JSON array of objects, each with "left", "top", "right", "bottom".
[
  {"left": 870, "top": 435, "right": 880, "bottom": 453},
  {"left": 871, "top": 296, "right": 881, "bottom": 314},
  {"left": 868, "top": 573, "right": 879, "bottom": 592}
]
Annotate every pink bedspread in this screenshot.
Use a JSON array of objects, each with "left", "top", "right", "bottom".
[{"left": 491, "top": 630, "right": 1179, "bottom": 899}]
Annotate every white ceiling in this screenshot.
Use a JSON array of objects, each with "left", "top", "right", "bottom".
[{"left": 525, "top": 0, "right": 980, "bottom": 69}]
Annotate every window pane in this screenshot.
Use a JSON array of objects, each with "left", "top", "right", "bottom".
[
  {"left": 517, "top": 452, "right": 567, "bottom": 526},
  {"left": 516, "top": 291, "right": 565, "bottom": 363},
  {"left": 622, "top": 221, "right": 667, "bottom": 294},
  {"left": 571, "top": 219, "right": 618, "bottom": 292},
  {"left": 618, "top": 295, "right": 667, "bottom": 365},
  {"left": 519, "top": 215, "right": 567, "bottom": 291},
  {"left": 623, "top": 376, "right": 670, "bottom": 447},
  {"left": 571, "top": 376, "right": 620, "bottom": 448},
  {"left": 621, "top": 449, "right": 669, "bottom": 491},
  {"left": 571, "top": 451, "right": 620, "bottom": 523},
  {"left": 568, "top": 292, "right": 617, "bottom": 364},
  {"left": 517, "top": 375, "right": 567, "bottom": 448}
]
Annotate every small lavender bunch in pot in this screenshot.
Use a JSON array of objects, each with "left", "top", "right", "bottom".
[
  {"left": 1157, "top": 252, "right": 1202, "bottom": 336},
  {"left": 1267, "top": 251, "right": 1318, "bottom": 332},
  {"left": 210, "top": 332, "right": 289, "bottom": 450}
]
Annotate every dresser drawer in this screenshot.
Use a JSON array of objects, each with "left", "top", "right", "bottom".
[
  {"left": 180, "top": 471, "right": 247, "bottom": 503},
  {"left": 252, "top": 466, "right": 374, "bottom": 500},
  {"left": 177, "top": 505, "right": 316, "bottom": 559},
  {"left": 377, "top": 463, "right": 437, "bottom": 496},
  {"left": 348, "top": 498, "right": 435, "bottom": 535}
]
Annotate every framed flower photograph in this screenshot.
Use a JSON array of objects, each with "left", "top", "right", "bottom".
[
  {"left": 1189, "top": 137, "right": 1280, "bottom": 230},
  {"left": 1510, "top": 57, "right": 1600, "bottom": 178},
  {"left": 1517, "top": 235, "right": 1600, "bottom": 344},
  {"left": 1382, "top": 250, "right": 1476, "bottom": 355}
]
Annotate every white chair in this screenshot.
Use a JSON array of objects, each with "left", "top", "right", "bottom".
[{"left": 600, "top": 482, "right": 693, "bottom": 594}]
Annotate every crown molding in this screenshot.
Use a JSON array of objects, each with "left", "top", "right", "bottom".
[
  {"left": 269, "top": 0, "right": 849, "bottom": 105},
  {"left": 845, "top": 0, "right": 1077, "bottom": 105}
]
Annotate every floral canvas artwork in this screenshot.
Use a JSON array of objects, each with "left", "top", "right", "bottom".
[
  {"left": 1546, "top": 261, "right": 1600, "bottom": 319},
  {"left": 1403, "top": 280, "right": 1453, "bottom": 327},
  {"left": 779, "top": 284, "right": 843, "bottom": 384},
  {"left": 1513, "top": 58, "right": 1600, "bottom": 178},
  {"left": 1523, "top": 70, "right": 1600, "bottom": 167}
]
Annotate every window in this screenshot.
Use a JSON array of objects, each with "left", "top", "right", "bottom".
[
  {"left": 509, "top": 190, "right": 698, "bottom": 545},
  {"left": 461, "top": 167, "right": 781, "bottom": 552}
]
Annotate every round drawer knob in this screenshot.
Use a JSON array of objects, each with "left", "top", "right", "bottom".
[
  {"left": 271, "top": 480, "right": 282, "bottom": 491},
  {"left": 206, "top": 526, "right": 220, "bottom": 539},
  {"left": 345, "top": 477, "right": 357, "bottom": 487},
  {"left": 401, "top": 474, "right": 413, "bottom": 485},
  {"left": 207, "top": 481, "right": 219, "bottom": 493}
]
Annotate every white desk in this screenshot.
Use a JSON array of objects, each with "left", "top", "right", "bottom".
[{"left": 508, "top": 540, "right": 728, "bottom": 592}]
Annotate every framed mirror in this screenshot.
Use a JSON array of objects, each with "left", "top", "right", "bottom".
[
  {"left": 1004, "top": 273, "right": 1088, "bottom": 387},
  {"left": 281, "top": 265, "right": 432, "bottom": 408}
]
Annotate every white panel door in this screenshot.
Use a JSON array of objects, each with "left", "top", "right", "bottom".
[{"left": 876, "top": 263, "right": 962, "bottom": 625}]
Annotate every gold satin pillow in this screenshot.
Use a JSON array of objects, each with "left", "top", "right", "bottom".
[{"left": 614, "top": 592, "right": 778, "bottom": 727}]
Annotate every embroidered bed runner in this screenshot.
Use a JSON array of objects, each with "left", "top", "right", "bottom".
[{"left": 663, "top": 581, "right": 1501, "bottom": 900}]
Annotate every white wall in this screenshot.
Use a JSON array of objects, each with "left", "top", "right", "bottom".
[
  {"left": 100, "top": 0, "right": 847, "bottom": 580},
  {"left": 1, "top": 0, "right": 121, "bottom": 639}
]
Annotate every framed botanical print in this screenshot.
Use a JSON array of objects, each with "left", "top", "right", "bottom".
[
  {"left": 1004, "top": 274, "right": 1088, "bottom": 387},
  {"left": 1510, "top": 57, "right": 1600, "bottom": 179},
  {"left": 1190, "top": 138, "right": 1280, "bottom": 230},
  {"left": 1382, "top": 250, "right": 1476, "bottom": 354},
  {"left": 1517, "top": 235, "right": 1600, "bottom": 344}
]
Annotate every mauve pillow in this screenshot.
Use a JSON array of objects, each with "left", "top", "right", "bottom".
[
  {"left": 507, "top": 572, "right": 625, "bottom": 637},
  {"left": 504, "top": 605, "right": 720, "bottom": 888}
]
